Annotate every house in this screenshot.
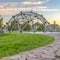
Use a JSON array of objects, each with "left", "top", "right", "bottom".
[{"left": 46, "top": 24, "right": 60, "bottom": 32}]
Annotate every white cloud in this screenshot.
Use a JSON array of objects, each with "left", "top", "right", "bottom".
[
  {"left": 0, "top": 6, "right": 58, "bottom": 15},
  {"left": 0, "top": 0, "right": 56, "bottom": 15},
  {"left": 34, "top": 9, "right": 59, "bottom": 11},
  {"left": 0, "top": 6, "right": 47, "bottom": 15},
  {"left": 0, "top": 0, "right": 48, "bottom": 7},
  {"left": 21, "top": 1, "right": 43, "bottom": 5},
  {"left": 0, "top": 5, "right": 4, "bottom": 8}
]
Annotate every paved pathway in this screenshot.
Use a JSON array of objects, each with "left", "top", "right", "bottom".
[{"left": 1, "top": 32, "right": 60, "bottom": 60}]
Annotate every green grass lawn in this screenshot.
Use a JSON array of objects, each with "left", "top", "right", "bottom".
[{"left": 0, "top": 33, "right": 54, "bottom": 58}]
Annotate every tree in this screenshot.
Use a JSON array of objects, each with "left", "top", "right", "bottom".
[
  {"left": 8, "top": 21, "right": 31, "bottom": 32},
  {"left": 37, "top": 24, "right": 45, "bottom": 31},
  {"left": 0, "top": 16, "right": 3, "bottom": 29},
  {"left": 21, "top": 22, "right": 31, "bottom": 31},
  {"left": 8, "top": 20, "right": 22, "bottom": 31}
]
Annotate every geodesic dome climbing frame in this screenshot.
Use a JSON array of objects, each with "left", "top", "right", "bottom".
[{"left": 3, "top": 11, "right": 50, "bottom": 32}]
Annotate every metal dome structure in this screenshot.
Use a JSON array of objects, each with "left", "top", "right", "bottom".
[{"left": 3, "top": 11, "right": 50, "bottom": 32}]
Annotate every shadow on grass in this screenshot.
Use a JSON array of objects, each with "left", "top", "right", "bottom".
[{"left": 0, "top": 33, "right": 10, "bottom": 37}]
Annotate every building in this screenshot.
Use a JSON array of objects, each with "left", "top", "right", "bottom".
[{"left": 46, "top": 24, "right": 60, "bottom": 32}]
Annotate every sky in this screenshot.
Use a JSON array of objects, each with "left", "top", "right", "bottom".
[{"left": 0, "top": 0, "right": 60, "bottom": 25}]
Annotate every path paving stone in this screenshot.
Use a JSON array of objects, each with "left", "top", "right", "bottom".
[
  {"left": 9, "top": 55, "right": 20, "bottom": 60},
  {"left": 27, "top": 57, "right": 40, "bottom": 60},
  {"left": 55, "top": 50, "right": 60, "bottom": 56},
  {"left": 27, "top": 53, "right": 36, "bottom": 58},
  {"left": 41, "top": 54, "right": 55, "bottom": 59},
  {"left": 55, "top": 59, "right": 60, "bottom": 60},
  {"left": 40, "top": 58, "right": 54, "bottom": 60}
]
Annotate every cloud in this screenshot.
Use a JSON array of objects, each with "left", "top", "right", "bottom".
[
  {"left": 0, "top": 2, "right": 18, "bottom": 7},
  {"left": 0, "top": 6, "right": 58, "bottom": 15},
  {"left": 0, "top": 0, "right": 48, "bottom": 7},
  {"left": 34, "top": 9, "right": 59, "bottom": 11},
  {"left": 0, "top": 6, "right": 47, "bottom": 15},
  {"left": 20, "top": 0, "right": 49, "bottom": 5},
  {"left": 0, "top": 0, "right": 56, "bottom": 15},
  {"left": 0, "top": 5, "right": 4, "bottom": 8},
  {"left": 21, "top": 1, "right": 43, "bottom": 5}
]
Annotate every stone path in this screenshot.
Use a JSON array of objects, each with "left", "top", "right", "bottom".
[{"left": 1, "top": 32, "right": 60, "bottom": 60}]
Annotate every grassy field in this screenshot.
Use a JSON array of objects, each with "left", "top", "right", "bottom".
[{"left": 0, "top": 32, "right": 54, "bottom": 58}]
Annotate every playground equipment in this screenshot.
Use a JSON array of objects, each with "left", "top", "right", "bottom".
[{"left": 2, "top": 11, "right": 50, "bottom": 32}]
